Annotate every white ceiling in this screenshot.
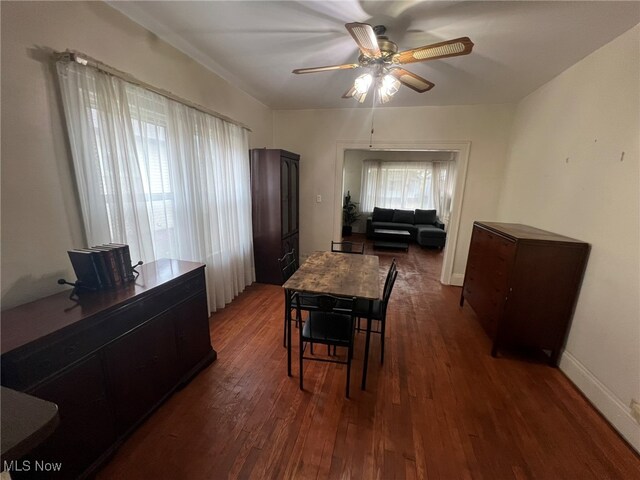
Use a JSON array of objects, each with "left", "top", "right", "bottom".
[{"left": 109, "top": 1, "right": 640, "bottom": 110}]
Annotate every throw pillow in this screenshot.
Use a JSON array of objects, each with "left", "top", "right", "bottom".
[
  {"left": 372, "top": 207, "right": 394, "bottom": 222},
  {"left": 392, "top": 209, "right": 415, "bottom": 224},
  {"left": 415, "top": 209, "right": 437, "bottom": 225}
]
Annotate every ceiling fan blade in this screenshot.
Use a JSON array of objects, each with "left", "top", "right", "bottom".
[
  {"left": 395, "top": 37, "right": 474, "bottom": 64},
  {"left": 345, "top": 22, "right": 381, "bottom": 58},
  {"left": 389, "top": 68, "right": 435, "bottom": 93},
  {"left": 292, "top": 63, "right": 360, "bottom": 74}
]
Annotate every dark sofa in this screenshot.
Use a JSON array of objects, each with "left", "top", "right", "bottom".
[{"left": 366, "top": 207, "right": 447, "bottom": 248}]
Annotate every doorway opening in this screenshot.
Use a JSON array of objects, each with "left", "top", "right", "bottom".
[{"left": 334, "top": 141, "right": 470, "bottom": 285}]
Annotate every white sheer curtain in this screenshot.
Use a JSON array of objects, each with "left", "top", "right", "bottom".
[
  {"left": 360, "top": 159, "right": 456, "bottom": 226},
  {"left": 432, "top": 161, "right": 456, "bottom": 226},
  {"left": 56, "top": 60, "right": 254, "bottom": 312},
  {"left": 360, "top": 160, "right": 380, "bottom": 213}
]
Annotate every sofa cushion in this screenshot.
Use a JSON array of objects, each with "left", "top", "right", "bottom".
[
  {"left": 415, "top": 209, "right": 437, "bottom": 225},
  {"left": 417, "top": 225, "right": 446, "bottom": 239},
  {"left": 392, "top": 209, "right": 415, "bottom": 224},
  {"left": 372, "top": 207, "right": 394, "bottom": 222},
  {"left": 372, "top": 221, "right": 415, "bottom": 231}
]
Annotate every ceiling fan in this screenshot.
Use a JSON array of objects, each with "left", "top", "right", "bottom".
[{"left": 292, "top": 22, "right": 474, "bottom": 104}]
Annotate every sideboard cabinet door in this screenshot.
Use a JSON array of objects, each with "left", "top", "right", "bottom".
[
  {"left": 173, "top": 292, "right": 211, "bottom": 380},
  {"left": 104, "top": 311, "right": 179, "bottom": 435},
  {"left": 17, "top": 355, "right": 115, "bottom": 479}
]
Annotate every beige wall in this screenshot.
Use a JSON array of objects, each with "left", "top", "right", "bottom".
[
  {"left": 1, "top": 1, "right": 273, "bottom": 308},
  {"left": 498, "top": 25, "right": 640, "bottom": 449},
  {"left": 273, "top": 104, "right": 515, "bottom": 277}
]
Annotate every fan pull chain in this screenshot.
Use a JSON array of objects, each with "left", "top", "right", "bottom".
[{"left": 369, "top": 88, "right": 376, "bottom": 148}]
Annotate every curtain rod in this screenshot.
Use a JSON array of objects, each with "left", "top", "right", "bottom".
[{"left": 55, "top": 50, "right": 252, "bottom": 132}]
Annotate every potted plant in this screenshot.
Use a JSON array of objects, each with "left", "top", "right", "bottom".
[{"left": 342, "top": 191, "right": 361, "bottom": 237}]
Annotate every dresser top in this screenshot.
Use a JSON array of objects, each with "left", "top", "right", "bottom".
[
  {"left": 1, "top": 259, "right": 204, "bottom": 354},
  {"left": 476, "top": 222, "right": 588, "bottom": 245}
]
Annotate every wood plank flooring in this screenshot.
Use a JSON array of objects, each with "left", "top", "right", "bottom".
[{"left": 98, "top": 239, "right": 640, "bottom": 479}]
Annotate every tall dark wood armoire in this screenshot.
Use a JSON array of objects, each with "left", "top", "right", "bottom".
[{"left": 250, "top": 149, "right": 300, "bottom": 284}]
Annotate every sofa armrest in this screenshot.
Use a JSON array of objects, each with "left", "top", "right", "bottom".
[
  {"left": 366, "top": 217, "right": 374, "bottom": 238},
  {"left": 434, "top": 219, "right": 445, "bottom": 230}
]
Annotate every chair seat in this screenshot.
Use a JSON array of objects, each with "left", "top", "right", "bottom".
[{"left": 302, "top": 312, "right": 353, "bottom": 345}]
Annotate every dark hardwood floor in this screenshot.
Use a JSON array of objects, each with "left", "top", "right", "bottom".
[{"left": 98, "top": 237, "right": 640, "bottom": 479}]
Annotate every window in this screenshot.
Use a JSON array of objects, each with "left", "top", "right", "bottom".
[
  {"left": 361, "top": 160, "right": 455, "bottom": 224},
  {"left": 57, "top": 59, "right": 254, "bottom": 312}
]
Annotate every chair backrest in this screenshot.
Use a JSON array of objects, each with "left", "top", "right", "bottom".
[
  {"left": 292, "top": 292, "right": 355, "bottom": 315},
  {"left": 278, "top": 249, "right": 298, "bottom": 283},
  {"left": 382, "top": 258, "right": 397, "bottom": 295},
  {"left": 331, "top": 241, "right": 364, "bottom": 255},
  {"left": 381, "top": 269, "right": 398, "bottom": 310},
  {"left": 293, "top": 293, "right": 356, "bottom": 344}
]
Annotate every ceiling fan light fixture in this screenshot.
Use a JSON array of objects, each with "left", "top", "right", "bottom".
[
  {"left": 354, "top": 73, "right": 373, "bottom": 95},
  {"left": 294, "top": 22, "right": 474, "bottom": 105},
  {"left": 378, "top": 74, "right": 400, "bottom": 103}
]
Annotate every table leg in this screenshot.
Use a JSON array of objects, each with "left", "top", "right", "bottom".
[
  {"left": 286, "top": 290, "right": 292, "bottom": 377},
  {"left": 361, "top": 300, "right": 373, "bottom": 390}
]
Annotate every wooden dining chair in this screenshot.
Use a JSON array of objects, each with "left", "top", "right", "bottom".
[
  {"left": 293, "top": 293, "right": 357, "bottom": 398},
  {"left": 355, "top": 260, "right": 398, "bottom": 364},
  {"left": 331, "top": 241, "right": 365, "bottom": 254}
]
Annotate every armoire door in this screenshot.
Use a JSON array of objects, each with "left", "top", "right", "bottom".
[
  {"left": 290, "top": 159, "right": 299, "bottom": 234},
  {"left": 281, "top": 158, "right": 290, "bottom": 236}
]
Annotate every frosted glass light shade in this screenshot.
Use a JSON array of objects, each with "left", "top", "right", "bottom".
[
  {"left": 354, "top": 73, "right": 373, "bottom": 94},
  {"left": 378, "top": 74, "right": 400, "bottom": 103}
]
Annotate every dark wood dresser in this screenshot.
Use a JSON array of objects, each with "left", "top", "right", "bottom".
[
  {"left": 250, "top": 148, "right": 300, "bottom": 284},
  {"left": 1, "top": 259, "right": 216, "bottom": 479},
  {"left": 460, "top": 222, "right": 589, "bottom": 365}
]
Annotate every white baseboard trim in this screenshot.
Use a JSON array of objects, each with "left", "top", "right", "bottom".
[
  {"left": 449, "top": 273, "right": 464, "bottom": 286},
  {"left": 559, "top": 351, "right": 640, "bottom": 452}
]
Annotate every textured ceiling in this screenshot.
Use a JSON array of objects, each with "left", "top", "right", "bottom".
[{"left": 109, "top": 1, "right": 640, "bottom": 109}]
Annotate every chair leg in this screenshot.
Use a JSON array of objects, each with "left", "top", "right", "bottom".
[
  {"left": 283, "top": 314, "right": 287, "bottom": 348},
  {"left": 346, "top": 346, "right": 351, "bottom": 398},
  {"left": 380, "top": 319, "right": 386, "bottom": 364},
  {"left": 299, "top": 337, "right": 304, "bottom": 391}
]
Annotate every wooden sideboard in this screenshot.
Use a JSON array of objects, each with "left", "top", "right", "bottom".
[
  {"left": 1, "top": 259, "right": 216, "bottom": 479},
  {"left": 460, "top": 222, "right": 589, "bottom": 365}
]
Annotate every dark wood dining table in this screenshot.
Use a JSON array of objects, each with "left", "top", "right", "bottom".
[{"left": 282, "top": 251, "right": 380, "bottom": 390}]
